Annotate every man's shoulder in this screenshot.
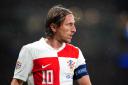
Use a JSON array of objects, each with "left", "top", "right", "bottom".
[
  {"left": 60, "top": 43, "right": 80, "bottom": 58},
  {"left": 22, "top": 39, "right": 41, "bottom": 49},
  {"left": 66, "top": 43, "right": 79, "bottom": 50},
  {"left": 65, "top": 43, "right": 80, "bottom": 54}
]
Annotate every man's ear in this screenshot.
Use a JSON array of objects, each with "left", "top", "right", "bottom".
[{"left": 50, "top": 23, "right": 57, "bottom": 33}]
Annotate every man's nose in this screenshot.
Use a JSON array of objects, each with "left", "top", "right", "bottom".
[{"left": 72, "top": 24, "right": 76, "bottom": 33}]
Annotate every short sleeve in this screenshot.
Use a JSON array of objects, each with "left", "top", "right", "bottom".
[
  {"left": 73, "top": 48, "right": 88, "bottom": 80},
  {"left": 76, "top": 48, "right": 86, "bottom": 68},
  {"left": 13, "top": 46, "right": 33, "bottom": 81}
]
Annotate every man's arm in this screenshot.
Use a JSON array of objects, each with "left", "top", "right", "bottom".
[
  {"left": 77, "top": 75, "right": 92, "bottom": 85},
  {"left": 11, "top": 78, "right": 24, "bottom": 85}
]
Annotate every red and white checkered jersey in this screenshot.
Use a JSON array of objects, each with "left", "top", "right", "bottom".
[{"left": 13, "top": 38, "right": 86, "bottom": 85}]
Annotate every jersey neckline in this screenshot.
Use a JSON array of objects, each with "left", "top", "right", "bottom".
[{"left": 40, "top": 37, "right": 66, "bottom": 52}]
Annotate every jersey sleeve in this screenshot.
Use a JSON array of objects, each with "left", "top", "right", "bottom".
[
  {"left": 13, "top": 45, "right": 33, "bottom": 82},
  {"left": 73, "top": 48, "right": 89, "bottom": 80}
]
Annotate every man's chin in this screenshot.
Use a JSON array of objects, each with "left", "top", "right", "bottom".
[{"left": 64, "top": 39, "right": 72, "bottom": 43}]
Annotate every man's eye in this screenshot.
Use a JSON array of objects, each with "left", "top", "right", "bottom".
[{"left": 69, "top": 23, "right": 73, "bottom": 26}]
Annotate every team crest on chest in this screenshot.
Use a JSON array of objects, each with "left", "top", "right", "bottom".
[{"left": 67, "top": 59, "right": 75, "bottom": 72}]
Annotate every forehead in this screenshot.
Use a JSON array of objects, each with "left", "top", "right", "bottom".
[{"left": 64, "top": 14, "right": 75, "bottom": 23}]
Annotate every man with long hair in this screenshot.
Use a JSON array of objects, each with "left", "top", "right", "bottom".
[{"left": 11, "top": 5, "right": 92, "bottom": 85}]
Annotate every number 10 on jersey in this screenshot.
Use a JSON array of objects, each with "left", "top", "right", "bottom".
[{"left": 42, "top": 70, "right": 53, "bottom": 84}]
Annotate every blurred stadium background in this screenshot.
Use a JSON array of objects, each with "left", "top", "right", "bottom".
[{"left": 0, "top": 0, "right": 128, "bottom": 85}]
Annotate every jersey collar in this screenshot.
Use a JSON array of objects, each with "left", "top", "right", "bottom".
[{"left": 40, "top": 37, "right": 66, "bottom": 52}]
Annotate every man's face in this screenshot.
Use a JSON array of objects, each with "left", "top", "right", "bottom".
[{"left": 54, "top": 14, "right": 76, "bottom": 43}]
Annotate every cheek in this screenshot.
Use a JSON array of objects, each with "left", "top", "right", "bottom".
[
  {"left": 58, "top": 26, "right": 70, "bottom": 36},
  {"left": 61, "top": 29, "right": 69, "bottom": 36},
  {"left": 62, "top": 27, "right": 70, "bottom": 33},
  {"left": 56, "top": 30, "right": 65, "bottom": 37},
  {"left": 58, "top": 30, "right": 68, "bottom": 38}
]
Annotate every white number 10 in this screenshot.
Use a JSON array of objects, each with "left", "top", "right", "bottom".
[{"left": 42, "top": 70, "right": 53, "bottom": 84}]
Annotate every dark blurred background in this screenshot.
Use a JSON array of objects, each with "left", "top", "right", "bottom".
[{"left": 1, "top": 0, "right": 128, "bottom": 85}]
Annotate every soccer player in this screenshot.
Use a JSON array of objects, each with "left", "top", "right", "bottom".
[{"left": 11, "top": 5, "right": 92, "bottom": 85}]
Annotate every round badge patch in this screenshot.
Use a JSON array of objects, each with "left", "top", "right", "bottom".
[{"left": 16, "top": 61, "right": 22, "bottom": 69}]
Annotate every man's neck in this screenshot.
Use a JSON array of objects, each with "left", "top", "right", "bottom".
[{"left": 45, "top": 37, "right": 63, "bottom": 50}]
